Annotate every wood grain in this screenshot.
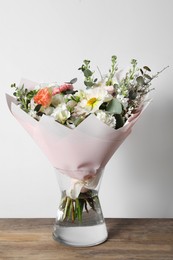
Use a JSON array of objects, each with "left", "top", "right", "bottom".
[{"left": 0, "top": 219, "right": 173, "bottom": 260}]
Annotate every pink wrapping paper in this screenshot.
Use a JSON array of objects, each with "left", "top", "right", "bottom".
[{"left": 6, "top": 79, "right": 149, "bottom": 181}]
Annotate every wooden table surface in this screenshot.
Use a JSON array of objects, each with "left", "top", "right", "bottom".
[{"left": 0, "top": 218, "right": 173, "bottom": 260}]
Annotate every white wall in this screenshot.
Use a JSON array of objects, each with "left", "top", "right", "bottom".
[{"left": 0, "top": 0, "right": 172, "bottom": 218}]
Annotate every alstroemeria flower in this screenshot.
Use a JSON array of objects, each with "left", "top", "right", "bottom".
[
  {"left": 77, "top": 87, "right": 113, "bottom": 113},
  {"left": 34, "top": 87, "right": 52, "bottom": 108},
  {"left": 51, "top": 103, "right": 71, "bottom": 124}
]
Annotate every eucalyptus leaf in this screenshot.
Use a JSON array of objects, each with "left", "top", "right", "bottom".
[
  {"left": 84, "top": 69, "right": 92, "bottom": 78},
  {"left": 70, "top": 78, "right": 77, "bottom": 84},
  {"left": 143, "top": 66, "right": 151, "bottom": 72},
  {"left": 129, "top": 90, "right": 137, "bottom": 100},
  {"left": 140, "top": 69, "right": 144, "bottom": 75},
  {"left": 84, "top": 60, "right": 90, "bottom": 65},
  {"left": 136, "top": 76, "right": 145, "bottom": 85},
  {"left": 144, "top": 74, "right": 152, "bottom": 80},
  {"left": 84, "top": 81, "right": 94, "bottom": 87},
  {"left": 106, "top": 98, "right": 122, "bottom": 114}
]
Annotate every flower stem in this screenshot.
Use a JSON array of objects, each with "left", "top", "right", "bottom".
[{"left": 58, "top": 190, "right": 99, "bottom": 223}]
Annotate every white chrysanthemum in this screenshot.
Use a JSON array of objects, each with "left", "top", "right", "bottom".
[
  {"left": 95, "top": 110, "right": 116, "bottom": 128},
  {"left": 51, "top": 103, "right": 70, "bottom": 124},
  {"left": 76, "top": 87, "right": 113, "bottom": 114}
]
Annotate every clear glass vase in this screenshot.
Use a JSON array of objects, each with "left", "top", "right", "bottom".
[{"left": 52, "top": 168, "right": 108, "bottom": 247}]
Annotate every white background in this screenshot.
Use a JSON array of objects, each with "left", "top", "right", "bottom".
[{"left": 0, "top": 0, "right": 173, "bottom": 218}]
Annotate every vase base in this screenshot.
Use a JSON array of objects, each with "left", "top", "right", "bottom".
[{"left": 52, "top": 222, "right": 108, "bottom": 247}]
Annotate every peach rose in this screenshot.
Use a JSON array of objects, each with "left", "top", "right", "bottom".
[{"left": 34, "top": 87, "right": 52, "bottom": 108}]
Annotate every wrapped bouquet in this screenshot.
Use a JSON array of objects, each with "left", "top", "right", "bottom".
[{"left": 6, "top": 56, "right": 166, "bottom": 246}]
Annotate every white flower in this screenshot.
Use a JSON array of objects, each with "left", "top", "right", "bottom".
[
  {"left": 103, "top": 85, "right": 115, "bottom": 94},
  {"left": 95, "top": 110, "right": 116, "bottom": 128},
  {"left": 51, "top": 93, "right": 64, "bottom": 107},
  {"left": 117, "top": 93, "right": 128, "bottom": 110},
  {"left": 44, "top": 106, "right": 54, "bottom": 115},
  {"left": 51, "top": 103, "right": 70, "bottom": 124},
  {"left": 76, "top": 87, "right": 113, "bottom": 114},
  {"left": 66, "top": 99, "right": 77, "bottom": 111}
]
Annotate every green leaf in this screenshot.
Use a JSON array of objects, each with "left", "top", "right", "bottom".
[
  {"left": 144, "top": 74, "right": 152, "bottom": 80},
  {"left": 140, "top": 69, "right": 144, "bottom": 75},
  {"left": 84, "top": 69, "right": 92, "bottom": 78},
  {"left": 113, "top": 83, "right": 118, "bottom": 88},
  {"left": 84, "top": 81, "right": 94, "bottom": 87},
  {"left": 115, "top": 114, "right": 124, "bottom": 129},
  {"left": 106, "top": 98, "right": 122, "bottom": 114},
  {"left": 143, "top": 66, "right": 151, "bottom": 72},
  {"left": 84, "top": 60, "right": 90, "bottom": 66},
  {"left": 70, "top": 78, "right": 77, "bottom": 84},
  {"left": 129, "top": 90, "right": 137, "bottom": 100},
  {"left": 136, "top": 76, "right": 145, "bottom": 85},
  {"left": 34, "top": 104, "right": 42, "bottom": 112}
]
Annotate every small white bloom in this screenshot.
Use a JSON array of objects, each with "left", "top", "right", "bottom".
[
  {"left": 103, "top": 85, "right": 115, "bottom": 94},
  {"left": 51, "top": 103, "right": 70, "bottom": 124},
  {"left": 51, "top": 93, "right": 64, "bottom": 107},
  {"left": 95, "top": 110, "right": 116, "bottom": 128},
  {"left": 66, "top": 99, "right": 77, "bottom": 111},
  {"left": 117, "top": 94, "right": 128, "bottom": 110}
]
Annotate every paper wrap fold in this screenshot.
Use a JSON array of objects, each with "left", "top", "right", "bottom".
[{"left": 6, "top": 79, "right": 149, "bottom": 194}]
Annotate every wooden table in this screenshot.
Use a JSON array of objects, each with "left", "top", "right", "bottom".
[{"left": 0, "top": 219, "right": 173, "bottom": 259}]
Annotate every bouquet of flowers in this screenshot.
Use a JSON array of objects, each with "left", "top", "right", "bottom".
[{"left": 6, "top": 56, "right": 166, "bottom": 224}]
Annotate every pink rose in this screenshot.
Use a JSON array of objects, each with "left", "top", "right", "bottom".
[
  {"left": 52, "top": 83, "right": 73, "bottom": 96},
  {"left": 52, "top": 88, "right": 61, "bottom": 95}
]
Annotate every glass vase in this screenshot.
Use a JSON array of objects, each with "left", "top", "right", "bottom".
[{"left": 52, "top": 168, "right": 108, "bottom": 247}]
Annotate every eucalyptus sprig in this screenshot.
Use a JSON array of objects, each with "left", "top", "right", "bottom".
[{"left": 78, "top": 60, "right": 97, "bottom": 88}]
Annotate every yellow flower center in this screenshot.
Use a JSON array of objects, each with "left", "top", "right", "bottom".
[{"left": 87, "top": 97, "right": 97, "bottom": 107}]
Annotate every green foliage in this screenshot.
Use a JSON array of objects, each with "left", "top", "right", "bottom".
[
  {"left": 10, "top": 56, "right": 168, "bottom": 131},
  {"left": 70, "top": 78, "right": 77, "bottom": 84},
  {"left": 106, "top": 55, "right": 118, "bottom": 86},
  {"left": 11, "top": 83, "right": 38, "bottom": 112},
  {"left": 78, "top": 59, "right": 97, "bottom": 88},
  {"left": 115, "top": 114, "right": 124, "bottom": 129},
  {"left": 106, "top": 98, "right": 122, "bottom": 114}
]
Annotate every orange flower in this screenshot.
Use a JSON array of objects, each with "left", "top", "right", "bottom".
[{"left": 34, "top": 87, "right": 52, "bottom": 108}]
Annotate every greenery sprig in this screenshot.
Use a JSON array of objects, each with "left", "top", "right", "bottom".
[
  {"left": 106, "top": 55, "right": 118, "bottom": 86},
  {"left": 11, "top": 83, "right": 37, "bottom": 113},
  {"left": 78, "top": 60, "right": 97, "bottom": 88}
]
